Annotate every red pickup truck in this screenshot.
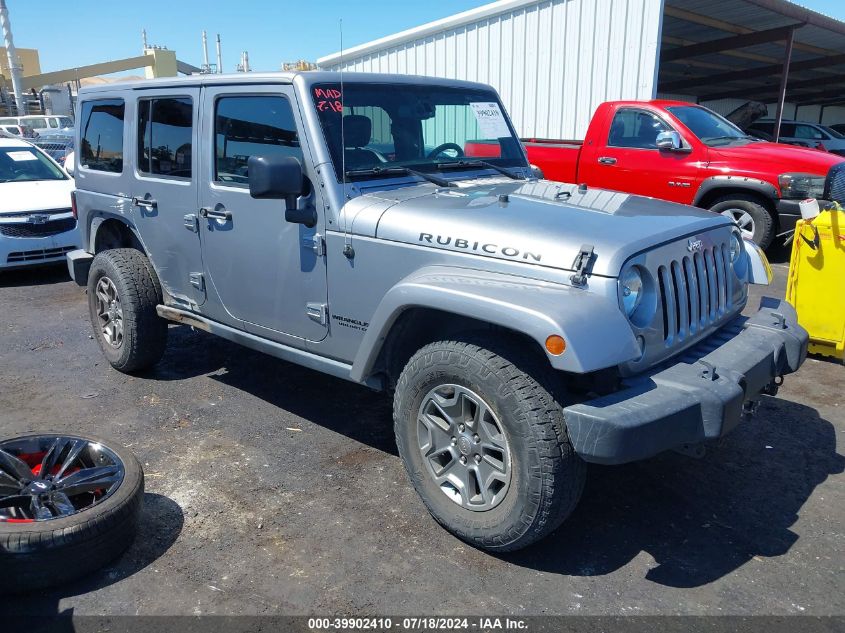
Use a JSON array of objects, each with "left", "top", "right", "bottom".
[{"left": 472, "top": 100, "right": 844, "bottom": 248}]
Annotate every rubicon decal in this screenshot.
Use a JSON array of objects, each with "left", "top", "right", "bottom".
[{"left": 419, "top": 233, "right": 542, "bottom": 262}]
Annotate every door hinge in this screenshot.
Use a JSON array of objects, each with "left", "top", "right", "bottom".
[
  {"left": 189, "top": 272, "right": 205, "bottom": 291},
  {"left": 306, "top": 302, "right": 329, "bottom": 325},
  {"left": 303, "top": 234, "right": 325, "bottom": 256},
  {"left": 184, "top": 214, "right": 198, "bottom": 232}
]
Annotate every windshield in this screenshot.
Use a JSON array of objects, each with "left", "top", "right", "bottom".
[
  {"left": 312, "top": 82, "right": 527, "bottom": 181},
  {"left": 666, "top": 105, "right": 752, "bottom": 146},
  {"left": 0, "top": 146, "right": 67, "bottom": 183},
  {"left": 821, "top": 125, "right": 845, "bottom": 140}
]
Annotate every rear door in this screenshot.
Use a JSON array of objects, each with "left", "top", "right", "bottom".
[
  {"left": 197, "top": 85, "right": 328, "bottom": 343},
  {"left": 129, "top": 88, "right": 205, "bottom": 307},
  {"left": 579, "top": 106, "right": 704, "bottom": 204}
]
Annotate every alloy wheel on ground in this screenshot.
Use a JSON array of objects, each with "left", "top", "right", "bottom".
[{"left": 0, "top": 435, "right": 125, "bottom": 523}]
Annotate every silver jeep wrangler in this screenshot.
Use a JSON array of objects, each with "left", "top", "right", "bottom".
[{"left": 67, "top": 72, "right": 807, "bottom": 551}]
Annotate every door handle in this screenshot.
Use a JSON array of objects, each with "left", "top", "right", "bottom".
[
  {"left": 132, "top": 196, "right": 157, "bottom": 208},
  {"left": 199, "top": 207, "right": 232, "bottom": 221},
  {"left": 597, "top": 156, "right": 617, "bottom": 165}
]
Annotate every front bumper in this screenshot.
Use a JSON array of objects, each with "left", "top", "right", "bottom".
[
  {"left": 564, "top": 298, "right": 808, "bottom": 465},
  {"left": 0, "top": 230, "right": 80, "bottom": 270}
]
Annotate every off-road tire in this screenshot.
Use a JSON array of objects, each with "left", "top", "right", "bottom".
[
  {"left": 709, "top": 194, "right": 776, "bottom": 249},
  {"left": 0, "top": 432, "right": 144, "bottom": 594},
  {"left": 87, "top": 248, "right": 167, "bottom": 373},
  {"left": 394, "top": 334, "right": 586, "bottom": 551}
]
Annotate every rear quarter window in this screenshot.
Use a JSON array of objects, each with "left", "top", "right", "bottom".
[{"left": 79, "top": 99, "right": 125, "bottom": 173}]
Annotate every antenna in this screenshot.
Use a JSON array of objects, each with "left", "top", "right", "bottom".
[{"left": 340, "top": 18, "right": 354, "bottom": 259}]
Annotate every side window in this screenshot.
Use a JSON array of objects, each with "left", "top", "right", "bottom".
[
  {"left": 794, "top": 124, "right": 823, "bottom": 140},
  {"left": 48, "top": 118, "right": 59, "bottom": 128},
  {"left": 137, "top": 97, "right": 193, "bottom": 178},
  {"left": 214, "top": 95, "right": 302, "bottom": 185},
  {"left": 80, "top": 98, "right": 125, "bottom": 173},
  {"left": 608, "top": 109, "right": 670, "bottom": 149}
]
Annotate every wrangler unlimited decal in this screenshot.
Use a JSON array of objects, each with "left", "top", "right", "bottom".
[{"left": 419, "top": 233, "right": 542, "bottom": 262}]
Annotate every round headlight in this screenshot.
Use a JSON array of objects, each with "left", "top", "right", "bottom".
[
  {"left": 729, "top": 231, "right": 743, "bottom": 264},
  {"left": 621, "top": 267, "right": 643, "bottom": 317}
]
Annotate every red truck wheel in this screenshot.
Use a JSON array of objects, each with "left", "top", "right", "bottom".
[{"left": 709, "top": 195, "right": 775, "bottom": 249}]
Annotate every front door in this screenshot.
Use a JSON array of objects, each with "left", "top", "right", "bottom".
[
  {"left": 197, "top": 85, "right": 328, "bottom": 343},
  {"left": 580, "top": 106, "right": 703, "bottom": 205},
  {"left": 129, "top": 88, "right": 205, "bottom": 307}
]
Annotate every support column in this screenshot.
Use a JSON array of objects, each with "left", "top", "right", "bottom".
[
  {"left": 0, "top": 0, "right": 25, "bottom": 113},
  {"left": 773, "top": 27, "right": 796, "bottom": 142}
]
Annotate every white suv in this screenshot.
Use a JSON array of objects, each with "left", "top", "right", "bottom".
[
  {"left": 0, "top": 115, "right": 73, "bottom": 136},
  {"left": 0, "top": 136, "right": 79, "bottom": 269},
  {"left": 747, "top": 119, "right": 845, "bottom": 156}
]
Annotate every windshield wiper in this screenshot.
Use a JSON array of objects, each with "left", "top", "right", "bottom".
[
  {"left": 345, "top": 165, "right": 454, "bottom": 187},
  {"left": 435, "top": 159, "right": 524, "bottom": 180}
]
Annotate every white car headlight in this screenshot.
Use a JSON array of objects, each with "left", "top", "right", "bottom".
[
  {"left": 621, "top": 267, "right": 643, "bottom": 317},
  {"left": 778, "top": 172, "right": 826, "bottom": 199}
]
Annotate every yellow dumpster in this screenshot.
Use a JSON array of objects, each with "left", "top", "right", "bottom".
[{"left": 785, "top": 204, "right": 845, "bottom": 361}]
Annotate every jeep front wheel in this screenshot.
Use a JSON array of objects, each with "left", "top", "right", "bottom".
[
  {"left": 87, "top": 248, "right": 167, "bottom": 373},
  {"left": 393, "top": 335, "right": 586, "bottom": 551}
]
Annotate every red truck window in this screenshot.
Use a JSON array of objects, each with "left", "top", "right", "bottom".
[{"left": 608, "top": 109, "right": 671, "bottom": 149}]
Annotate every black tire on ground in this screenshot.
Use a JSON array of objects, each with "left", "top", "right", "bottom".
[
  {"left": 708, "top": 194, "right": 776, "bottom": 250},
  {"left": 0, "top": 432, "right": 144, "bottom": 594},
  {"left": 87, "top": 248, "right": 167, "bottom": 373},
  {"left": 393, "top": 334, "right": 586, "bottom": 552}
]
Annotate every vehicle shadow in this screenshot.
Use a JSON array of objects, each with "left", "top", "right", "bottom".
[
  {"left": 0, "top": 493, "right": 184, "bottom": 622},
  {"left": 0, "top": 264, "right": 71, "bottom": 288},
  {"left": 499, "top": 397, "right": 844, "bottom": 587},
  {"left": 140, "top": 327, "right": 843, "bottom": 588},
  {"left": 146, "top": 324, "right": 398, "bottom": 456}
]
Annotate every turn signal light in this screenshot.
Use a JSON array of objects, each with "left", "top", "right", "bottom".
[{"left": 545, "top": 335, "right": 566, "bottom": 356}]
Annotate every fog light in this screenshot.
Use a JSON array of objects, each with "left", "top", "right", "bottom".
[{"left": 545, "top": 335, "right": 566, "bottom": 356}]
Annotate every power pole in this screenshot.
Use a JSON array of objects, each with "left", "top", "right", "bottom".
[{"left": 0, "top": 0, "right": 25, "bottom": 113}]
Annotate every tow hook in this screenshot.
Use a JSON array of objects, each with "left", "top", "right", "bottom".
[
  {"left": 742, "top": 399, "right": 761, "bottom": 420},
  {"left": 763, "top": 375, "right": 783, "bottom": 396}
]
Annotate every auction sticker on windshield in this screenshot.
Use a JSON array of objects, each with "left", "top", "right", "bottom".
[
  {"left": 470, "top": 102, "right": 510, "bottom": 138},
  {"left": 7, "top": 151, "right": 38, "bottom": 162}
]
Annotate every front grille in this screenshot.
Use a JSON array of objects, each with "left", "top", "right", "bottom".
[
  {"left": 0, "top": 217, "right": 76, "bottom": 238},
  {"left": 657, "top": 243, "right": 732, "bottom": 346},
  {"left": 825, "top": 162, "right": 845, "bottom": 203},
  {"left": 7, "top": 245, "right": 76, "bottom": 264}
]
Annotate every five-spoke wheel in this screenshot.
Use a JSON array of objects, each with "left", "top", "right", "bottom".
[{"left": 418, "top": 384, "right": 511, "bottom": 511}]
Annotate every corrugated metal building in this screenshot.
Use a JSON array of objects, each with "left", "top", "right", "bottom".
[
  {"left": 318, "top": 0, "right": 665, "bottom": 140},
  {"left": 318, "top": 0, "right": 845, "bottom": 140}
]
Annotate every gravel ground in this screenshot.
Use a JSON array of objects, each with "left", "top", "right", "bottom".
[{"left": 0, "top": 257, "right": 842, "bottom": 617}]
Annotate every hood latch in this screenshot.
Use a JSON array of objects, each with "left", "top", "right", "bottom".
[{"left": 570, "top": 244, "right": 595, "bottom": 286}]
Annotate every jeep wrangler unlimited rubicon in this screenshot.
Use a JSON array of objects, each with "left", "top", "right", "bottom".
[{"left": 67, "top": 72, "right": 807, "bottom": 551}]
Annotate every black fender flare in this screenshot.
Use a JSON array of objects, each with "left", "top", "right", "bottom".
[{"left": 692, "top": 176, "right": 779, "bottom": 208}]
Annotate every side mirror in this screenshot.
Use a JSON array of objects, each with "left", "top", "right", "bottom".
[
  {"left": 247, "top": 155, "right": 316, "bottom": 227},
  {"left": 529, "top": 164, "right": 544, "bottom": 179},
  {"left": 656, "top": 130, "right": 684, "bottom": 151}
]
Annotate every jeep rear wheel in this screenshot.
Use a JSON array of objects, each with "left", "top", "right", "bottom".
[
  {"left": 87, "top": 248, "right": 167, "bottom": 373},
  {"left": 393, "top": 335, "right": 586, "bottom": 551}
]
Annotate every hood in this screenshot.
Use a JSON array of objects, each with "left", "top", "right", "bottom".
[
  {"left": 725, "top": 100, "right": 768, "bottom": 130},
  {"left": 710, "top": 141, "right": 843, "bottom": 176},
  {"left": 0, "top": 179, "right": 74, "bottom": 215},
  {"left": 358, "top": 179, "right": 731, "bottom": 277}
]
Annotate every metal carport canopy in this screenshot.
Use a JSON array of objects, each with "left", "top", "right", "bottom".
[{"left": 658, "top": 0, "right": 845, "bottom": 137}]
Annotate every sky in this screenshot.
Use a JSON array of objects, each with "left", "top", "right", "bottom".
[{"left": 4, "top": 0, "right": 845, "bottom": 75}]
